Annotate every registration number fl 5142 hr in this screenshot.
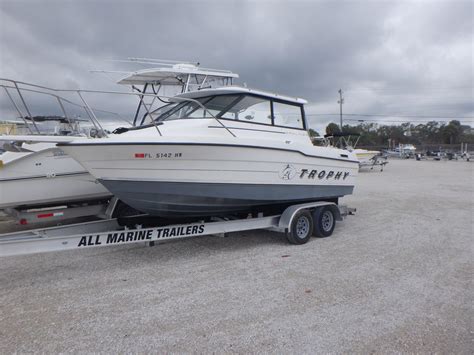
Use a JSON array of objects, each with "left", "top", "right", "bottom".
[{"left": 134, "top": 152, "right": 183, "bottom": 159}]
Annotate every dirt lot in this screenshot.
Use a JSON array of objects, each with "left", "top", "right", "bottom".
[{"left": 0, "top": 159, "right": 472, "bottom": 353}]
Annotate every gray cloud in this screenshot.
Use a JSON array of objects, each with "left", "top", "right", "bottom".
[{"left": 1, "top": 0, "right": 472, "bottom": 134}]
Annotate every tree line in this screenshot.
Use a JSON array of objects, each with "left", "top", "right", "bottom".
[{"left": 308, "top": 120, "right": 473, "bottom": 147}]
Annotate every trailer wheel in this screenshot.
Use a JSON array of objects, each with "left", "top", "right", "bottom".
[
  {"left": 287, "top": 210, "right": 313, "bottom": 244},
  {"left": 313, "top": 206, "right": 336, "bottom": 238}
]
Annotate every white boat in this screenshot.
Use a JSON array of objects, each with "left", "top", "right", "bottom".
[
  {"left": 317, "top": 133, "right": 383, "bottom": 169},
  {"left": 354, "top": 148, "right": 380, "bottom": 164},
  {"left": 0, "top": 63, "right": 238, "bottom": 211},
  {"left": 400, "top": 144, "right": 416, "bottom": 156},
  {"left": 384, "top": 144, "right": 416, "bottom": 158},
  {"left": 0, "top": 115, "right": 113, "bottom": 209},
  {"left": 58, "top": 87, "right": 359, "bottom": 218},
  {"left": 0, "top": 141, "right": 110, "bottom": 209}
]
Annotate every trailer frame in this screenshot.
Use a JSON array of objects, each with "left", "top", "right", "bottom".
[{"left": 0, "top": 201, "right": 355, "bottom": 257}]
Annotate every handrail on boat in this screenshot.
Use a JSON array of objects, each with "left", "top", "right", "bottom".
[
  {"left": 0, "top": 78, "right": 236, "bottom": 138},
  {"left": 1, "top": 83, "right": 117, "bottom": 135}
]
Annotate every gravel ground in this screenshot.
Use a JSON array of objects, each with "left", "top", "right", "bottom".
[{"left": 0, "top": 159, "right": 472, "bottom": 353}]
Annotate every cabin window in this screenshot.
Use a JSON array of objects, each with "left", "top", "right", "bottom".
[
  {"left": 231, "top": 96, "right": 272, "bottom": 125},
  {"left": 272, "top": 101, "right": 304, "bottom": 129},
  {"left": 184, "top": 95, "right": 239, "bottom": 118},
  {"left": 158, "top": 94, "right": 305, "bottom": 131},
  {"left": 172, "top": 102, "right": 202, "bottom": 120},
  {"left": 204, "top": 95, "right": 240, "bottom": 118},
  {"left": 156, "top": 102, "right": 187, "bottom": 121}
]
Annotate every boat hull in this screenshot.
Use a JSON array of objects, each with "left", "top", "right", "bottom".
[
  {"left": 99, "top": 180, "right": 354, "bottom": 217},
  {"left": 0, "top": 146, "right": 111, "bottom": 209},
  {"left": 60, "top": 140, "right": 359, "bottom": 217}
]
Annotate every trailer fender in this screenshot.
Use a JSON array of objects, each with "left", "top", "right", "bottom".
[{"left": 278, "top": 201, "right": 338, "bottom": 229}]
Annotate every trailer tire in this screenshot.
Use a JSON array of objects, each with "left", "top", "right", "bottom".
[
  {"left": 287, "top": 210, "right": 313, "bottom": 244},
  {"left": 313, "top": 206, "right": 336, "bottom": 238}
]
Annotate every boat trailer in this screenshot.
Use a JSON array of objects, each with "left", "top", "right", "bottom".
[
  {"left": 359, "top": 155, "right": 389, "bottom": 171},
  {"left": 0, "top": 202, "right": 355, "bottom": 257}
]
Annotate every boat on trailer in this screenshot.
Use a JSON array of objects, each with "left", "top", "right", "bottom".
[
  {"left": 59, "top": 86, "right": 359, "bottom": 218},
  {"left": 0, "top": 82, "right": 359, "bottom": 255}
]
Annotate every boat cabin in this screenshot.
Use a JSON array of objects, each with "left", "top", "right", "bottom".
[{"left": 151, "top": 87, "right": 309, "bottom": 132}]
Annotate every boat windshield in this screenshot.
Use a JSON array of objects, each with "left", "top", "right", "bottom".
[
  {"left": 149, "top": 102, "right": 180, "bottom": 121},
  {"left": 157, "top": 94, "right": 305, "bottom": 129}
]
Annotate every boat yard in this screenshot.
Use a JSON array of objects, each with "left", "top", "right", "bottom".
[
  {"left": 0, "top": 158, "right": 471, "bottom": 353},
  {"left": 2, "top": 0, "right": 473, "bottom": 352}
]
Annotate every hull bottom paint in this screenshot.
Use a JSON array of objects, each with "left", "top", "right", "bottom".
[{"left": 99, "top": 180, "right": 353, "bottom": 217}]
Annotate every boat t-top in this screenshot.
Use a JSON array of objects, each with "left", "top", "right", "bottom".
[{"left": 104, "top": 58, "right": 239, "bottom": 126}]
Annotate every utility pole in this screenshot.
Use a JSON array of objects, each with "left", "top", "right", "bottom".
[{"left": 338, "top": 89, "right": 344, "bottom": 131}]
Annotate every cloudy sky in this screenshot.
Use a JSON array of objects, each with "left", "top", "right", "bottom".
[{"left": 0, "top": 0, "right": 472, "bottom": 134}]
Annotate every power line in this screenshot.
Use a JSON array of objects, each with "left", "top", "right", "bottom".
[
  {"left": 305, "top": 113, "right": 474, "bottom": 120},
  {"left": 345, "top": 86, "right": 473, "bottom": 92},
  {"left": 342, "top": 118, "right": 471, "bottom": 124}
]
